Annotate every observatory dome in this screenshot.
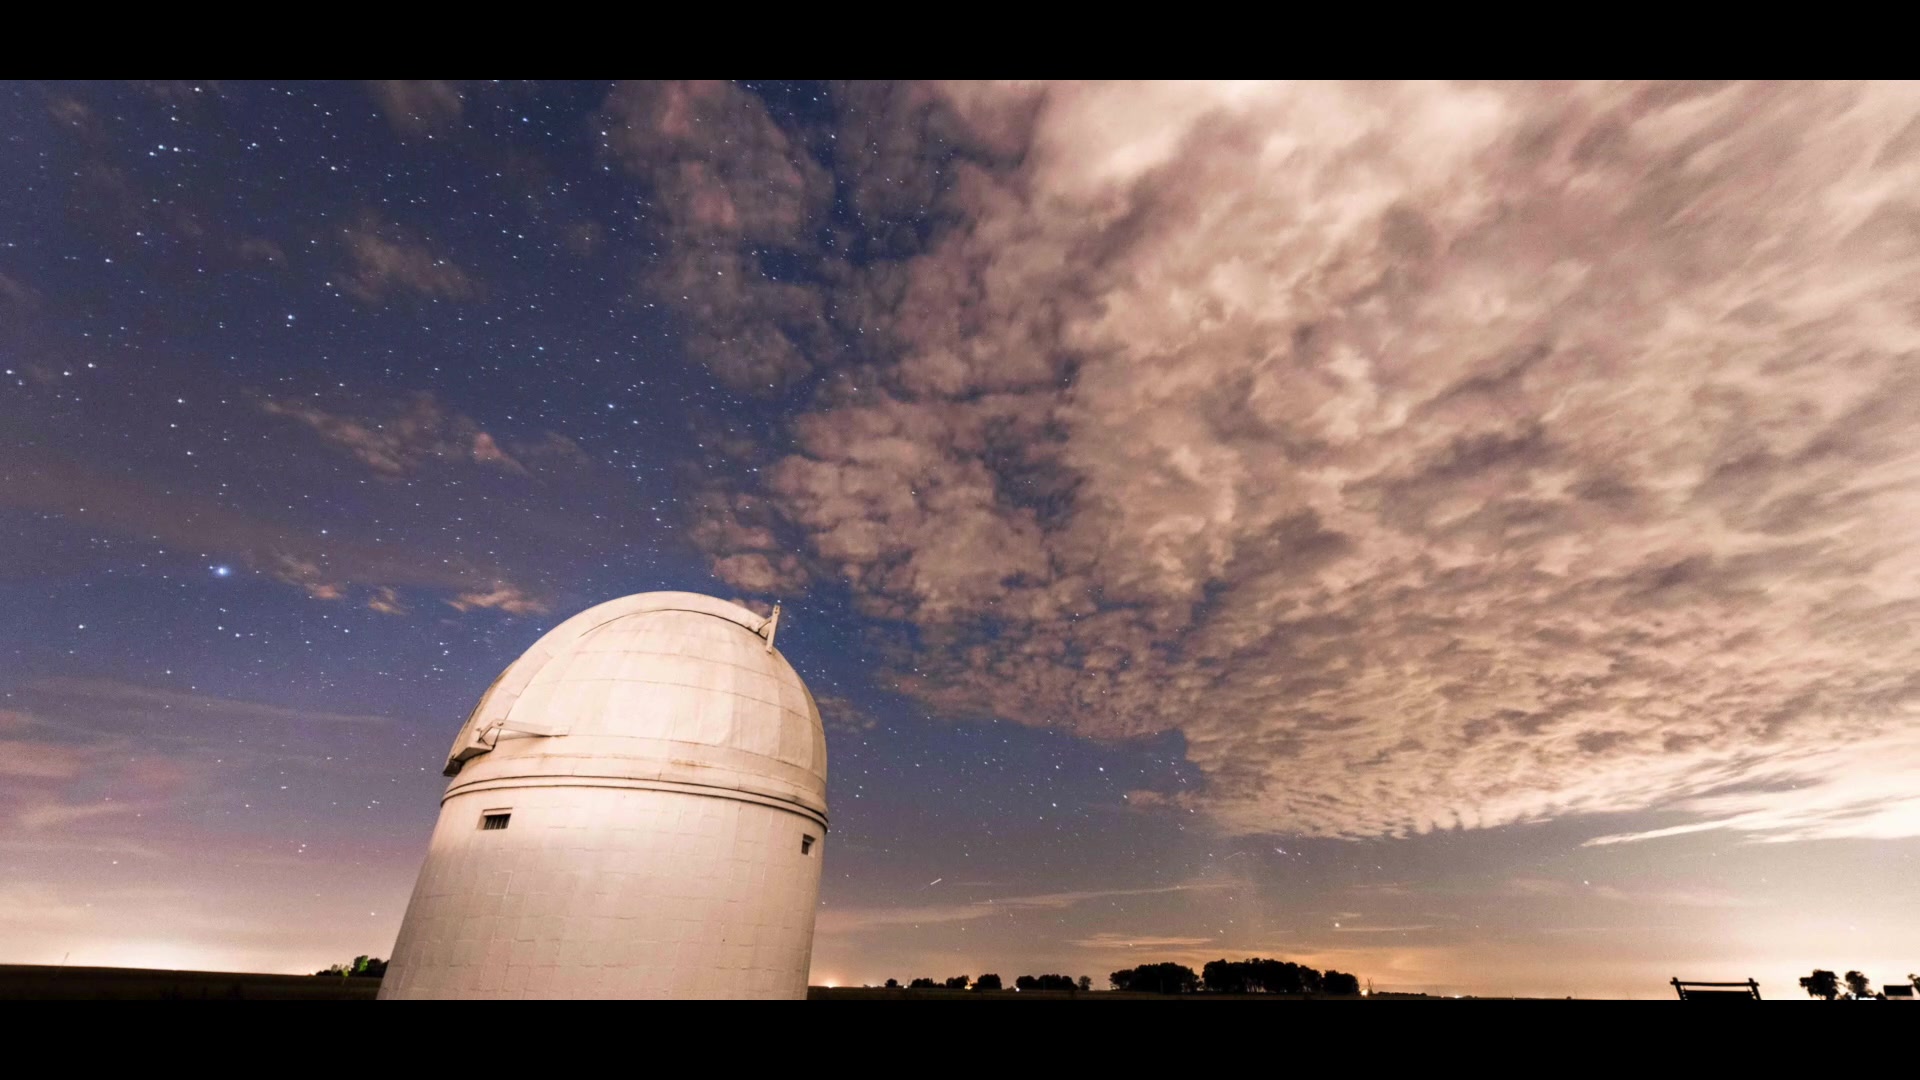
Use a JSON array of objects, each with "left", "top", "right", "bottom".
[
  {"left": 380, "top": 591, "right": 829, "bottom": 1000},
  {"left": 438, "top": 590, "right": 827, "bottom": 822}
]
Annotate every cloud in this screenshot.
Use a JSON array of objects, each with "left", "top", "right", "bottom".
[
  {"left": 366, "top": 586, "right": 407, "bottom": 616},
  {"left": 816, "top": 883, "right": 1228, "bottom": 935},
  {"left": 21, "top": 677, "right": 391, "bottom": 728},
  {"left": 0, "top": 740, "right": 92, "bottom": 780},
  {"left": 16, "top": 800, "right": 136, "bottom": 831},
  {"left": 599, "top": 81, "right": 835, "bottom": 392},
  {"left": 235, "top": 236, "right": 286, "bottom": 266},
  {"left": 693, "top": 490, "right": 811, "bottom": 595},
  {"left": 267, "top": 553, "right": 348, "bottom": 599},
  {"left": 258, "top": 391, "right": 586, "bottom": 479},
  {"left": 512, "top": 431, "right": 592, "bottom": 468},
  {"left": 1064, "top": 932, "right": 1222, "bottom": 950},
  {"left": 813, "top": 694, "right": 879, "bottom": 735},
  {"left": 601, "top": 81, "right": 828, "bottom": 246},
  {"left": 1583, "top": 729, "right": 1920, "bottom": 845},
  {"left": 0, "top": 678, "right": 409, "bottom": 837},
  {"left": 0, "top": 448, "right": 542, "bottom": 609},
  {"left": 339, "top": 214, "right": 474, "bottom": 303},
  {"left": 368, "top": 80, "right": 463, "bottom": 135},
  {"left": 1504, "top": 877, "right": 1758, "bottom": 909},
  {"left": 0, "top": 271, "right": 41, "bottom": 311},
  {"left": 2, "top": 682, "right": 377, "bottom": 832},
  {"left": 446, "top": 583, "right": 548, "bottom": 616},
  {"left": 674, "top": 82, "right": 1920, "bottom": 843}
]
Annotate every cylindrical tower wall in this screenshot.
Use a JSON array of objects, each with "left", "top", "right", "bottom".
[{"left": 380, "top": 783, "right": 824, "bottom": 999}]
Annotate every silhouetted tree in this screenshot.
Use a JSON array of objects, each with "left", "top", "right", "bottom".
[
  {"left": 1204, "top": 959, "right": 1248, "bottom": 993},
  {"left": 1323, "top": 970, "right": 1361, "bottom": 995},
  {"left": 1014, "top": 974, "right": 1076, "bottom": 991},
  {"left": 909, "top": 978, "right": 938, "bottom": 989},
  {"left": 884, "top": 978, "right": 900, "bottom": 989},
  {"left": 945, "top": 975, "right": 971, "bottom": 989},
  {"left": 315, "top": 956, "right": 388, "bottom": 978},
  {"left": 1127, "top": 962, "right": 1198, "bottom": 994},
  {"left": 1800, "top": 970, "right": 1840, "bottom": 1000},
  {"left": 974, "top": 973, "right": 1003, "bottom": 991},
  {"left": 1110, "top": 968, "right": 1134, "bottom": 991},
  {"left": 1265, "top": 959, "right": 1310, "bottom": 994},
  {"left": 1198, "top": 957, "right": 1338, "bottom": 994},
  {"left": 1844, "top": 971, "right": 1872, "bottom": 998},
  {"left": 1077, "top": 975, "right": 1093, "bottom": 992}
]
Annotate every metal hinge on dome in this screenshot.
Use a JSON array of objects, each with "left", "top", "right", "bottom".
[
  {"left": 442, "top": 717, "right": 565, "bottom": 777},
  {"left": 760, "top": 603, "right": 781, "bottom": 653}
]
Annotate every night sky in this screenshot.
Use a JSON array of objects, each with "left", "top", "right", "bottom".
[{"left": 4, "top": 81, "right": 1918, "bottom": 998}]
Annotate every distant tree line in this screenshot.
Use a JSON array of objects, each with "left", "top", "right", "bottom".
[
  {"left": 1109, "top": 958, "right": 1363, "bottom": 995},
  {"left": 887, "top": 959, "right": 1364, "bottom": 995},
  {"left": 895, "top": 973, "right": 1094, "bottom": 991},
  {"left": 1798, "top": 969, "right": 1918, "bottom": 1000},
  {"left": 893, "top": 974, "right": 1007, "bottom": 990},
  {"left": 314, "top": 956, "right": 387, "bottom": 978}
]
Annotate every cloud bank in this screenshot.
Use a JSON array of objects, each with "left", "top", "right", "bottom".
[{"left": 665, "top": 81, "right": 1920, "bottom": 843}]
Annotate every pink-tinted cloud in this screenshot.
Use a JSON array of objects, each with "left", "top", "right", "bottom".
[
  {"left": 446, "top": 583, "right": 548, "bottom": 616},
  {"left": 0, "top": 448, "right": 547, "bottom": 614},
  {"left": 338, "top": 214, "right": 475, "bottom": 304},
  {"left": 693, "top": 490, "right": 811, "bottom": 595},
  {"left": 367, "top": 80, "right": 463, "bottom": 136},
  {"left": 0, "top": 679, "right": 397, "bottom": 839},
  {"left": 599, "top": 81, "right": 835, "bottom": 392},
  {"left": 366, "top": 586, "right": 407, "bottom": 616},
  {"left": 0, "top": 271, "right": 40, "bottom": 311},
  {"left": 816, "top": 884, "right": 1229, "bottom": 935},
  {"left": 1063, "top": 933, "right": 1223, "bottom": 951},
  {"left": 0, "top": 740, "right": 92, "bottom": 780},
  {"left": 258, "top": 391, "right": 586, "bottom": 479}
]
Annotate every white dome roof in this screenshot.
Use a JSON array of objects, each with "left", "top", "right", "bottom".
[{"left": 441, "top": 591, "right": 828, "bottom": 824}]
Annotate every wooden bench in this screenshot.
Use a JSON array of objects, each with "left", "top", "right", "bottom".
[{"left": 1671, "top": 978, "right": 1760, "bottom": 1000}]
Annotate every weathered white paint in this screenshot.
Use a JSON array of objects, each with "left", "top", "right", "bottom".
[{"left": 379, "top": 591, "right": 828, "bottom": 1000}]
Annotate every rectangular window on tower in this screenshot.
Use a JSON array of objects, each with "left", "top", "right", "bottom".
[
  {"left": 801, "top": 834, "right": 816, "bottom": 855},
  {"left": 481, "top": 810, "right": 511, "bottom": 831}
]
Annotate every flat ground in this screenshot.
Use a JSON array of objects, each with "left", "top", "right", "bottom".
[
  {"left": 0, "top": 965, "right": 1396, "bottom": 1000},
  {"left": 807, "top": 986, "right": 1370, "bottom": 1000},
  {"left": 0, "top": 965, "right": 380, "bottom": 1000}
]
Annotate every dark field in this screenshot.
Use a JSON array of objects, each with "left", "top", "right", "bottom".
[
  {"left": 807, "top": 986, "right": 1375, "bottom": 1000},
  {"left": 0, "top": 965, "right": 381, "bottom": 1000},
  {"left": 0, "top": 966, "right": 1399, "bottom": 1001}
]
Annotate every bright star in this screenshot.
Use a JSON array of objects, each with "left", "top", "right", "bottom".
[{"left": 212, "top": 565, "right": 232, "bottom": 578}]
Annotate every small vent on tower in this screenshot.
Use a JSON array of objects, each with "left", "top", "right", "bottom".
[
  {"left": 800, "top": 834, "right": 816, "bottom": 855},
  {"left": 481, "top": 811, "right": 512, "bottom": 831}
]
